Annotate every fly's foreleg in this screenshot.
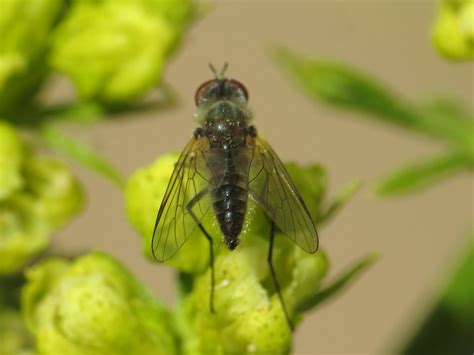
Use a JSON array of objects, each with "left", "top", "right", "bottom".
[{"left": 186, "top": 188, "right": 215, "bottom": 313}]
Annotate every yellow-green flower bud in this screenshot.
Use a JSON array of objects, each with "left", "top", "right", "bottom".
[
  {"left": 0, "top": 204, "right": 50, "bottom": 275},
  {"left": 125, "top": 152, "right": 216, "bottom": 273},
  {"left": 432, "top": 0, "right": 474, "bottom": 60},
  {"left": 179, "top": 241, "right": 288, "bottom": 354},
  {"left": 50, "top": 1, "right": 176, "bottom": 103},
  {"left": 0, "top": 122, "right": 83, "bottom": 274},
  {"left": 21, "top": 158, "right": 84, "bottom": 229},
  {"left": 180, "top": 238, "right": 329, "bottom": 354},
  {"left": 0, "top": 121, "right": 24, "bottom": 199},
  {"left": 282, "top": 243, "right": 329, "bottom": 311},
  {"left": 0, "top": 0, "right": 64, "bottom": 114},
  {"left": 22, "top": 252, "right": 177, "bottom": 355},
  {"left": 143, "top": 0, "right": 195, "bottom": 28},
  {"left": 285, "top": 162, "right": 326, "bottom": 220}
]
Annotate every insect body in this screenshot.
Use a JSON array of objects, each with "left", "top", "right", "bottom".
[
  {"left": 151, "top": 64, "right": 319, "bottom": 330},
  {"left": 197, "top": 74, "right": 251, "bottom": 250}
]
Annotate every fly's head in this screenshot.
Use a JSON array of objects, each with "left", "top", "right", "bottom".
[
  {"left": 195, "top": 77, "right": 248, "bottom": 107},
  {"left": 194, "top": 65, "right": 253, "bottom": 136}
]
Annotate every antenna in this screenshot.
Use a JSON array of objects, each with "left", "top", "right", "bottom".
[{"left": 208, "top": 63, "right": 229, "bottom": 79}]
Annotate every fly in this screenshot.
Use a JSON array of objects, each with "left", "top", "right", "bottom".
[{"left": 151, "top": 64, "right": 319, "bottom": 330}]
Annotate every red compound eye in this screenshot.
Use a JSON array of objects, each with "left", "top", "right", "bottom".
[
  {"left": 194, "top": 79, "right": 216, "bottom": 106},
  {"left": 228, "top": 79, "right": 248, "bottom": 101},
  {"left": 194, "top": 78, "right": 249, "bottom": 106}
]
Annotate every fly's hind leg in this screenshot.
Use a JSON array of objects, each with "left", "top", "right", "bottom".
[
  {"left": 248, "top": 191, "right": 294, "bottom": 330},
  {"left": 187, "top": 188, "right": 215, "bottom": 313},
  {"left": 268, "top": 221, "right": 294, "bottom": 331}
]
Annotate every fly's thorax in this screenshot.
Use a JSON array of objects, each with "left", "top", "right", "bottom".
[{"left": 198, "top": 100, "right": 251, "bottom": 148}]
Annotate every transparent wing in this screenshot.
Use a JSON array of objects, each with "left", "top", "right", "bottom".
[
  {"left": 242, "top": 135, "right": 319, "bottom": 253},
  {"left": 151, "top": 136, "right": 216, "bottom": 261}
]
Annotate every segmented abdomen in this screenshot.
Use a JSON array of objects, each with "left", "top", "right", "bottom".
[{"left": 211, "top": 163, "right": 248, "bottom": 250}]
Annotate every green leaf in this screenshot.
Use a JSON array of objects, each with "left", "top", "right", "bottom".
[
  {"left": 273, "top": 48, "right": 417, "bottom": 124},
  {"left": 415, "top": 99, "right": 474, "bottom": 153},
  {"left": 443, "top": 234, "right": 474, "bottom": 322},
  {"left": 318, "top": 178, "right": 362, "bottom": 223},
  {"left": 39, "top": 125, "right": 125, "bottom": 187},
  {"left": 401, "top": 234, "right": 474, "bottom": 354},
  {"left": 420, "top": 98, "right": 474, "bottom": 123},
  {"left": 296, "top": 253, "right": 378, "bottom": 313},
  {"left": 38, "top": 101, "right": 106, "bottom": 123},
  {"left": 376, "top": 151, "right": 472, "bottom": 196},
  {"left": 272, "top": 47, "right": 474, "bottom": 148}
]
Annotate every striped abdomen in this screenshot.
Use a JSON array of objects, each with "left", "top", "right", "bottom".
[{"left": 211, "top": 155, "right": 248, "bottom": 250}]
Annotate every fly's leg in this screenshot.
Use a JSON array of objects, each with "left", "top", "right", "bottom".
[
  {"left": 268, "top": 221, "right": 294, "bottom": 331},
  {"left": 248, "top": 191, "right": 294, "bottom": 329},
  {"left": 187, "top": 188, "right": 215, "bottom": 313}
]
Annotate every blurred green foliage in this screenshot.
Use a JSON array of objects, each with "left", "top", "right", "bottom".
[
  {"left": 273, "top": 48, "right": 473, "bottom": 196},
  {"left": 0, "top": 121, "right": 83, "bottom": 275},
  {"left": 0, "top": 1, "right": 425, "bottom": 353},
  {"left": 0, "top": 274, "right": 35, "bottom": 355},
  {"left": 0, "top": 0, "right": 64, "bottom": 116},
  {"left": 0, "top": 309, "right": 35, "bottom": 355},
  {"left": 0, "top": 120, "right": 24, "bottom": 199},
  {"left": 272, "top": 7, "right": 473, "bottom": 352},
  {"left": 39, "top": 125, "right": 125, "bottom": 187},
  {"left": 124, "top": 152, "right": 373, "bottom": 354},
  {"left": 0, "top": 0, "right": 195, "bottom": 184}
]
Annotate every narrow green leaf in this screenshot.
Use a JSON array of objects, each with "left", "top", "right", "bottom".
[
  {"left": 443, "top": 234, "right": 474, "bottom": 322},
  {"left": 376, "top": 151, "right": 472, "bottom": 196},
  {"left": 318, "top": 178, "right": 363, "bottom": 224},
  {"left": 39, "top": 125, "right": 125, "bottom": 187},
  {"left": 420, "top": 99, "right": 474, "bottom": 123},
  {"left": 401, "top": 234, "right": 474, "bottom": 354},
  {"left": 297, "top": 253, "right": 378, "bottom": 313},
  {"left": 39, "top": 101, "right": 106, "bottom": 123},
  {"left": 272, "top": 47, "right": 474, "bottom": 148},
  {"left": 415, "top": 100, "right": 474, "bottom": 153},
  {"left": 273, "top": 48, "right": 417, "bottom": 124}
]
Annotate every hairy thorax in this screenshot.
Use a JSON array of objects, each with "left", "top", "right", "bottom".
[{"left": 200, "top": 101, "right": 250, "bottom": 149}]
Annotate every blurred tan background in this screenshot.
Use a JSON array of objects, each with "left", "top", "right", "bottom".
[{"left": 49, "top": 1, "right": 473, "bottom": 354}]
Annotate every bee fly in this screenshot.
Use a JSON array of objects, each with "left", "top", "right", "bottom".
[{"left": 151, "top": 64, "right": 319, "bottom": 330}]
